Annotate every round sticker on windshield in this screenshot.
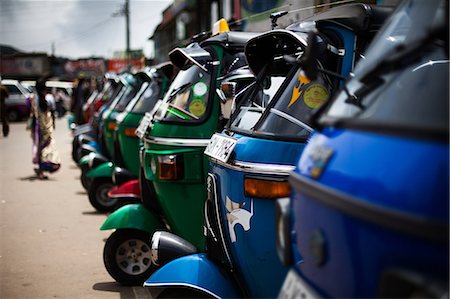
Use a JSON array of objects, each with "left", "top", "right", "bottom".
[
  {"left": 193, "top": 82, "right": 208, "bottom": 97},
  {"left": 304, "top": 84, "right": 329, "bottom": 108},
  {"left": 189, "top": 99, "right": 206, "bottom": 117}
]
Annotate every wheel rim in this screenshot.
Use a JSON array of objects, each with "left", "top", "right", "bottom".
[
  {"left": 95, "top": 183, "right": 116, "bottom": 207},
  {"left": 7, "top": 111, "right": 18, "bottom": 122},
  {"left": 115, "top": 238, "right": 152, "bottom": 275}
]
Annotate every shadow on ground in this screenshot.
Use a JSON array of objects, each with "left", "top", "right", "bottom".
[
  {"left": 82, "top": 210, "right": 104, "bottom": 216},
  {"left": 19, "top": 175, "right": 56, "bottom": 182},
  {"left": 93, "top": 282, "right": 152, "bottom": 299}
]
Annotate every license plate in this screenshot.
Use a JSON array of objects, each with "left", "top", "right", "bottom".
[
  {"left": 204, "top": 133, "right": 237, "bottom": 163},
  {"left": 136, "top": 112, "right": 153, "bottom": 139},
  {"left": 278, "top": 269, "right": 320, "bottom": 299}
]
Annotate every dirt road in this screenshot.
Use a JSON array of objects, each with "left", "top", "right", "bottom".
[{"left": 0, "top": 117, "right": 152, "bottom": 299}]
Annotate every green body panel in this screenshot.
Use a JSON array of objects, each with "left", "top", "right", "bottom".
[
  {"left": 102, "top": 110, "right": 118, "bottom": 158},
  {"left": 155, "top": 179, "right": 206, "bottom": 250},
  {"left": 86, "top": 162, "right": 114, "bottom": 178},
  {"left": 100, "top": 203, "right": 164, "bottom": 232},
  {"left": 117, "top": 112, "right": 142, "bottom": 176},
  {"left": 79, "top": 153, "right": 92, "bottom": 165}
]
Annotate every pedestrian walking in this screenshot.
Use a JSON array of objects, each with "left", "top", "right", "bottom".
[
  {"left": 0, "top": 84, "right": 10, "bottom": 137},
  {"left": 27, "top": 78, "right": 61, "bottom": 179}
]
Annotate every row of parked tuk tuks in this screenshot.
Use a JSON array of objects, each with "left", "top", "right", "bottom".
[{"left": 70, "top": 1, "right": 449, "bottom": 298}]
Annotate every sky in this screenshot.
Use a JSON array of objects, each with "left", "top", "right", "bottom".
[{"left": 0, "top": 0, "right": 172, "bottom": 59}]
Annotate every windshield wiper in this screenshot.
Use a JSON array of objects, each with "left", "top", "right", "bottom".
[
  {"left": 348, "top": 26, "right": 445, "bottom": 108},
  {"left": 169, "top": 83, "right": 191, "bottom": 98},
  {"left": 360, "top": 26, "right": 445, "bottom": 84}
]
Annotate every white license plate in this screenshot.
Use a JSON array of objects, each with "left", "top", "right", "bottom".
[
  {"left": 204, "top": 133, "right": 237, "bottom": 163},
  {"left": 278, "top": 269, "right": 320, "bottom": 299},
  {"left": 136, "top": 112, "right": 153, "bottom": 139}
]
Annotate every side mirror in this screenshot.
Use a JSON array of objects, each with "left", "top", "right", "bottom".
[{"left": 219, "top": 82, "right": 237, "bottom": 103}]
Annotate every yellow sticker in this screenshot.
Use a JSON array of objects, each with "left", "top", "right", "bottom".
[
  {"left": 288, "top": 71, "right": 311, "bottom": 108},
  {"left": 304, "top": 84, "right": 329, "bottom": 109},
  {"left": 189, "top": 99, "right": 206, "bottom": 117}
]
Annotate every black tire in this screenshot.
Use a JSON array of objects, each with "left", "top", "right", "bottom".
[
  {"left": 158, "top": 287, "right": 213, "bottom": 299},
  {"left": 88, "top": 178, "right": 116, "bottom": 212},
  {"left": 103, "top": 229, "right": 155, "bottom": 286},
  {"left": 80, "top": 169, "right": 92, "bottom": 190},
  {"left": 7, "top": 110, "right": 19, "bottom": 122}
]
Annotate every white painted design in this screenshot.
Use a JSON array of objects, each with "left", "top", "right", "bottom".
[{"left": 225, "top": 196, "right": 254, "bottom": 243}]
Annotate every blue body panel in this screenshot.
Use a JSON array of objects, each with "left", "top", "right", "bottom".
[
  {"left": 144, "top": 253, "right": 241, "bottom": 299},
  {"left": 290, "top": 128, "right": 449, "bottom": 297},
  {"left": 87, "top": 140, "right": 100, "bottom": 152},
  {"left": 210, "top": 133, "right": 305, "bottom": 298}
]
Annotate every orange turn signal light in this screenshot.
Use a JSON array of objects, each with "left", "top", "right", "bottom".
[
  {"left": 158, "top": 155, "right": 183, "bottom": 180},
  {"left": 107, "top": 121, "right": 117, "bottom": 131},
  {"left": 124, "top": 127, "right": 137, "bottom": 137},
  {"left": 244, "top": 177, "right": 290, "bottom": 199}
]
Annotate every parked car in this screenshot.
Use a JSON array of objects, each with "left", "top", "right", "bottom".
[{"left": 1, "top": 79, "right": 31, "bottom": 121}]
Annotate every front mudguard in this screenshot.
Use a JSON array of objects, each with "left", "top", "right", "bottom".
[
  {"left": 86, "top": 162, "right": 114, "bottom": 178},
  {"left": 100, "top": 203, "right": 163, "bottom": 233},
  {"left": 144, "top": 253, "right": 242, "bottom": 299}
]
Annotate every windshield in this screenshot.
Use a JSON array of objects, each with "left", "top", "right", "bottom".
[
  {"left": 230, "top": 75, "right": 286, "bottom": 131},
  {"left": 353, "top": 0, "right": 446, "bottom": 78},
  {"left": 256, "top": 67, "right": 330, "bottom": 139},
  {"left": 114, "top": 81, "right": 142, "bottom": 112},
  {"left": 321, "top": 0, "right": 448, "bottom": 135},
  {"left": 131, "top": 81, "right": 160, "bottom": 114},
  {"left": 100, "top": 81, "right": 119, "bottom": 103},
  {"left": 155, "top": 65, "right": 211, "bottom": 122}
]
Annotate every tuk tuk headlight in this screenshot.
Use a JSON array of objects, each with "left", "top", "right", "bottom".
[{"left": 276, "top": 197, "right": 292, "bottom": 266}]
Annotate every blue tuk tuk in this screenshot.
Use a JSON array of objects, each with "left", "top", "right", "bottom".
[{"left": 277, "top": 0, "right": 449, "bottom": 297}]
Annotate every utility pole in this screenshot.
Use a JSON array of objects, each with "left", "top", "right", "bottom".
[
  {"left": 113, "top": 0, "right": 131, "bottom": 69},
  {"left": 125, "top": 0, "right": 130, "bottom": 66}
]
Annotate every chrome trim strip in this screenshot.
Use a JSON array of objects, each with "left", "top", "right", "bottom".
[
  {"left": 143, "top": 282, "right": 220, "bottom": 299},
  {"left": 211, "top": 159, "right": 296, "bottom": 176},
  {"left": 151, "top": 231, "right": 162, "bottom": 266},
  {"left": 143, "top": 136, "right": 210, "bottom": 147}
]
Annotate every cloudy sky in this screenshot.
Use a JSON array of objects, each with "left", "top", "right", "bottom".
[{"left": 0, "top": 0, "right": 171, "bottom": 59}]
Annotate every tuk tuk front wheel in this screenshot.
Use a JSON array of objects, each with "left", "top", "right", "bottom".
[
  {"left": 88, "top": 178, "right": 115, "bottom": 212},
  {"left": 103, "top": 229, "right": 155, "bottom": 286},
  {"left": 80, "top": 169, "right": 92, "bottom": 190}
]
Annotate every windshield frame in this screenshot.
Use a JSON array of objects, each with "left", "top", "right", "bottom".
[
  {"left": 229, "top": 64, "right": 318, "bottom": 143},
  {"left": 154, "top": 49, "right": 219, "bottom": 126}
]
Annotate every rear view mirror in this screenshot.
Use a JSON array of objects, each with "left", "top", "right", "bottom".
[{"left": 299, "top": 31, "right": 320, "bottom": 81}]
